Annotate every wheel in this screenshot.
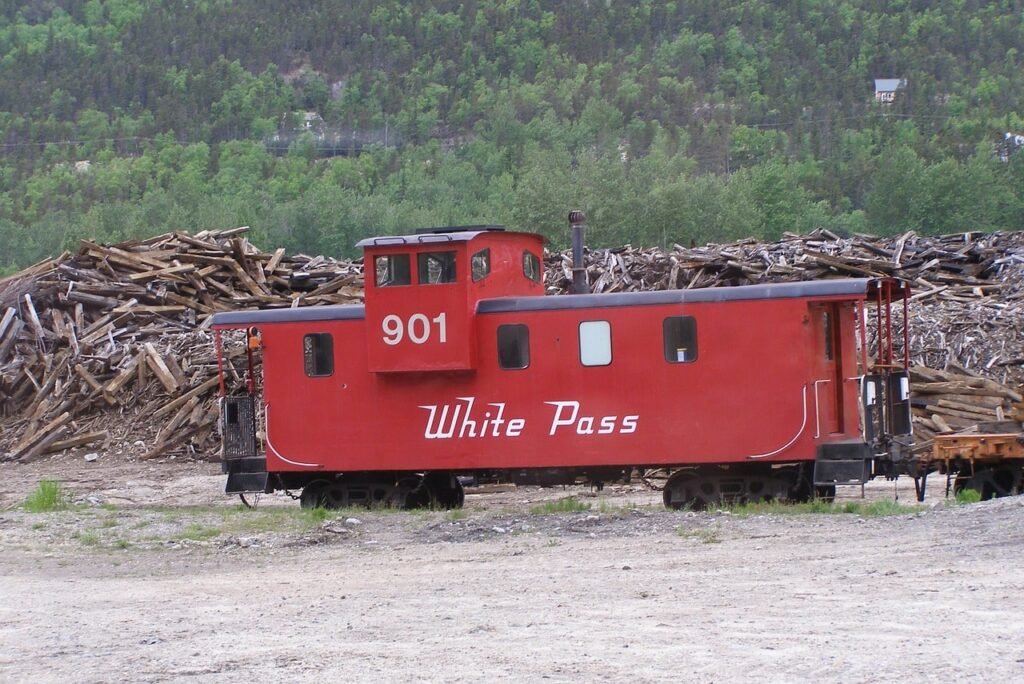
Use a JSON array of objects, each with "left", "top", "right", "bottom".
[
  {"left": 956, "top": 466, "right": 1021, "bottom": 500},
  {"left": 663, "top": 467, "right": 795, "bottom": 510},
  {"left": 813, "top": 485, "right": 836, "bottom": 502},
  {"left": 299, "top": 480, "right": 329, "bottom": 508},
  {"left": 424, "top": 472, "right": 465, "bottom": 509}
]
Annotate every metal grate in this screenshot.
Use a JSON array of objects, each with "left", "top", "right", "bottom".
[{"left": 222, "top": 395, "right": 258, "bottom": 459}]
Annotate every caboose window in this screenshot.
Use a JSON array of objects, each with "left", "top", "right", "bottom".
[
  {"left": 579, "top": 321, "right": 612, "bottom": 366},
  {"left": 375, "top": 254, "right": 411, "bottom": 287},
  {"left": 418, "top": 251, "right": 457, "bottom": 284},
  {"left": 497, "top": 324, "right": 530, "bottom": 369},
  {"left": 303, "top": 333, "right": 334, "bottom": 377},
  {"left": 472, "top": 248, "right": 491, "bottom": 281},
  {"left": 663, "top": 316, "right": 698, "bottom": 363},
  {"left": 523, "top": 251, "right": 541, "bottom": 283}
]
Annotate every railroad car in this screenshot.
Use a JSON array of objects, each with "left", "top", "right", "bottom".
[{"left": 212, "top": 219, "right": 914, "bottom": 509}]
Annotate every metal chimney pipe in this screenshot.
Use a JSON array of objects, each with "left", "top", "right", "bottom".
[{"left": 568, "top": 209, "right": 588, "bottom": 295}]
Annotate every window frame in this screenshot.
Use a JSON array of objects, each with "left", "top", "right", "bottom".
[
  {"left": 663, "top": 316, "right": 698, "bottom": 364},
  {"left": 303, "top": 332, "right": 334, "bottom": 377}
]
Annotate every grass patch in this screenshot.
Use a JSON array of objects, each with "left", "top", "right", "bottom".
[
  {"left": 675, "top": 526, "right": 722, "bottom": 544},
  {"left": 23, "top": 480, "right": 70, "bottom": 512},
  {"left": 75, "top": 530, "right": 99, "bottom": 546},
  {"left": 529, "top": 497, "right": 592, "bottom": 515},
  {"left": 177, "top": 524, "right": 222, "bottom": 541},
  {"left": 955, "top": 488, "right": 982, "bottom": 504},
  {"left": 721, "top": 499, "right": 920, "bottom": 517},
  {"left": 31, "top": 522, "right": 47, "bottom": 531},
  {"left": 446, "top": 508, "right": 467, "bottom": 521}
]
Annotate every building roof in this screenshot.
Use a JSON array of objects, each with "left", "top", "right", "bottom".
[{"left": 874, "top": 79, "right": 906, "bottom": 92}]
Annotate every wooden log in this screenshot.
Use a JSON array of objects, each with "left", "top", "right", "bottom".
[
  {"left": 104, "top": 352, "right": 143, "bottom": 396},
  {"left": 0, "top": 318, "right": 23, "bottom": 362},
  {"left": 143, "top": 343, "right": 180, "bottom": 393},
  {"left": 0, "top": 306, "right": 17, "bottom": 342},
  {"left": 126, "top": 264, "right": 197, "bottom": 282},
  {"left": 19, "top": 425, "right": 69, "bottom": 463},
  {"left": 47, "top": 431, "right": 107, "bottom": 453},
  {"left": 7, "top": 411, "right": 72, "bottom": 461},
  {"left": 22, "top": 293, "right": 49, "bottom": 344},
  {"left": 153, "top": 376, "right": 220, "bottom": 419}
]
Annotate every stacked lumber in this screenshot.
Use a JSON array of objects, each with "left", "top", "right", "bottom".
[
  {"left": 910, "top": 366, "right": 1024, "bottom": 451},
  {"left": 0, "top": 227, "right": 363, "bottom": 463}
]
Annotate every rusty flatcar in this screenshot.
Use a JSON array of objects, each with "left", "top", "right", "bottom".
[{"left": 211, "top": 219, "right": 913, "bottom": 509}]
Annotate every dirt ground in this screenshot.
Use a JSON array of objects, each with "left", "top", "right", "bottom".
[{"left": 2, "top": 454, "right": 1024, "bottom": 682}]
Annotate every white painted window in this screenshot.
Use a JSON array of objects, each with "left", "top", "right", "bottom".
[{"left": 579, "top": 321, "right": 612, "bottom": 367}]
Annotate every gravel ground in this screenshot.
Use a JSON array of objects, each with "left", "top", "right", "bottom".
[{"left": 2, "top": 455, "right": 1023, "bottom": 682}]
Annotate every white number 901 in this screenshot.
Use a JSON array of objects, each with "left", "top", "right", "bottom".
[{"left": 382, "top": 313, "right": 448, "bottom": 346}]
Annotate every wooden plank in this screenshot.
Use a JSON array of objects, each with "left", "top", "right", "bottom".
[
  {"left": 111, "top": 305, "right": 187, "bottom": 314},
  {"left": 144, "top": 343, "right": 180, "bottom": 393},
  {"left": 18, "top": 425, "right": 69, "bottom": 463},
  {"left": 8, "top": 411, "right": 72, "bottom": 460},
  {"left": 104, "top": 353, "right": 143, "bottom": 395},
  {"left": 0, "top": 307, "right": 17, "bottom": 342},
  {"left": 265, "top": 247, "right": 286, "bottom": 274},
  {"left": 153, "top": 376, "right": 220, "bottom": 419},
  {"left": 22, "top": 293, "right": 48, "bottom": 344},
  {"left": 46, "top": 431, "right": 107, "bottom": 453},
  {"left": 0, "top": 319, "right": 23, "bottom": 361},
  {"left": 126, "top": 264, "right": 197, "bottom": 282}
]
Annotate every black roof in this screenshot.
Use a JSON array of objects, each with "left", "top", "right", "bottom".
[
  {"left": 212, "top": 305, "right": 365, "bottom": 327},
  {"left": 476, "top": 278, "right": 876, "bottom": 314}
]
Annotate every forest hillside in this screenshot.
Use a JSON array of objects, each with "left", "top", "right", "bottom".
[{"left": 1, "top": 0, "right": 1023, "bottom": 271}]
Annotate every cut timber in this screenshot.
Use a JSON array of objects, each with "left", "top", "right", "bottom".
[
  {"left": 6, "top": 411, "right": 72, "bottom": 461},
  {"left": 47, "top": 431, "right": 106, "bottom": 453},
  {"left": 143, "top": 343, "right": 180, "bottom": 393},
  {"left": 153, "top": 376, "right": 220, "bottom": 419},
  {"left": 19, "top": 425, "right": 69, "bottom": 463}
]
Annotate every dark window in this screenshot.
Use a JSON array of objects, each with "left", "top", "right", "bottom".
[
  {"left": 823, "top": 310, "right": 834, "bottom": 360},
  {"left": 375, "top": 254, "right": 411, "bottom": 287},
  {"left": 418, "top": 251, "right": 457, "bottom": 284},
  {"left": 497, "top": 324, "right": 530, "bottom": 369},
  {"left": 523, "top": 251, "right": 541, "bottom": 282},
  {"left": 471, "top": 248, "right": 491, "bottom": 282},
  {"left": 663, "top": 317, "right": 698, "bottom": 363},
  {"left": 303, "top": 333, "right": 334, "bottom": 377}
]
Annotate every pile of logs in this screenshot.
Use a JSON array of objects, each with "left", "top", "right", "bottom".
[
  {"left": 0, "top": 227, "right": 362, "bottom": 463},
  {"left": 910, "top": 365, "right": 1024, "bottom": 452},
  {"left": 2, "top": 224, "right": 1024, "bottom": 464}
]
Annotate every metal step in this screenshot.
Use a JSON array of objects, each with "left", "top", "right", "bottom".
[
  {"left": 814, "top": 441, "right": 871, "bottom": 486},
  {"left": 223, "top": 456, "right": 269, "bottom": 494}
]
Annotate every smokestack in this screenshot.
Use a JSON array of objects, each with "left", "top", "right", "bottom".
[{"left": 568, "top": 209, "right": 588, "bottom": 295}]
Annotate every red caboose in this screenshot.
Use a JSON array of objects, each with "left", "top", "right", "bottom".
[{"left": 212, "top": 224, "right": 912, "bottom": 509}]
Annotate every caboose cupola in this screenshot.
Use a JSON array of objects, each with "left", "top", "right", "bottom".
[{"left": 359, "top": 226, "right": 545, "bottom": 373}]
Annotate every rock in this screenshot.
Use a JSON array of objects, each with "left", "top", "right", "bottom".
[
  {"left": 84, "top": 452, "right": 99, "bottom": 462},
  {"left": 344, "top": 517, "right": 362, "bottom": 526}
]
